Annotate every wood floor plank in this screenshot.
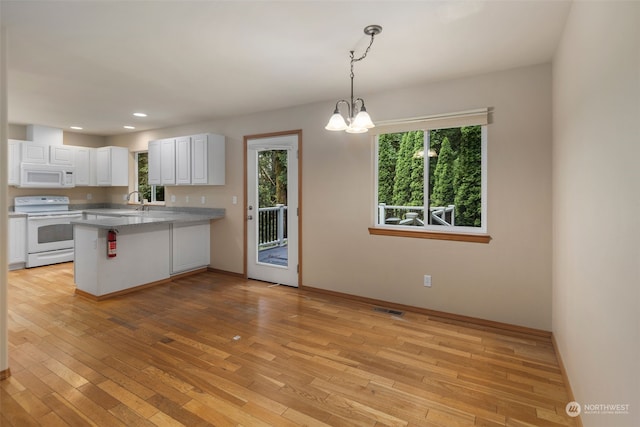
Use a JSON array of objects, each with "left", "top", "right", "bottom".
[{"left": 2, "top": 263, "right": 578, "bottom": 427}]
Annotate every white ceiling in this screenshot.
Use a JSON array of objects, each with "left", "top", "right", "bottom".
[{"left": 1, "top": 0, "right": 571, "bottom": 136}]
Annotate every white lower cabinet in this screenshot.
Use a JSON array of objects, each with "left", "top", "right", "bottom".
[
  {"left": 8, "top": 216, "right": 27, "bottom": 269},
  {"left": 171, "top": 222, "right": 210, "bottom": 274},
  {"left": 8, "top": 140, "right": 22, "bottom": 185}
]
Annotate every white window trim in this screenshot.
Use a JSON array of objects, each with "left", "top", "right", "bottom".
[
  {"left": 373, "top": 119, "right": 488, "bottom": 237},
  {"left": 134, "top": 151, "right": 164, "bottom": 205}
]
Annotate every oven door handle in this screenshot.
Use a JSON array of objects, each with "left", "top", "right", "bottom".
[{"left": 28, "top": 214, "right": 83, "bottom": 220}]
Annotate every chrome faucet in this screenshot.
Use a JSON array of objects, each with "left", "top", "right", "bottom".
[{"left": 126, "top": 190, "right": 148, "bottom": 210}]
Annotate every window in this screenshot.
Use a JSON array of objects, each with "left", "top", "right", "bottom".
[
  {"left": 372, "top": 109, "right": 489, "bottom": 242},
  {"left": 135, "top": 151, "right": 164, "bottom": 203}
]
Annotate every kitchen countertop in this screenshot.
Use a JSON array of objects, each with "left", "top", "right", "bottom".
[{"left": 72, "top": 208, "right": 225, "bottom": 229}]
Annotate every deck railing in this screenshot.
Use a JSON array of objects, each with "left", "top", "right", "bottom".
[
  {"left": 257, "top": 203, "right": 453, "bottom": 248},
  {"left": 258, "top": 204, "right": 288, "bottom": 248},
  {"left": 377, "top": 203, "right": 455, "bottom": 226}
]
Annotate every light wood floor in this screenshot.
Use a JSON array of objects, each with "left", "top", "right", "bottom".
[{"left": 2, "top": 263, "right": 577, "bottom": 426}]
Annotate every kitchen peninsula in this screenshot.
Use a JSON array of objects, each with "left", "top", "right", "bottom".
[{"left": 72, "top": 208, "right": 224, "bottom": 300}]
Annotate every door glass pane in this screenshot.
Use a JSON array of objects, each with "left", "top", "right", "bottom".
[{"left": 257, "top": 150, "right": 288, "bottom": 267}]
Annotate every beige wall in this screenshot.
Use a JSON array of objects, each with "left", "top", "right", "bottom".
[
  {"left": 107, "top": 63, "right": 553, "bottom": 330},
  {"left": 552, "top": 2, "right": 640, "bottom": 426}
]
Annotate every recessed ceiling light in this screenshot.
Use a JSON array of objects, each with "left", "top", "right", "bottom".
[
  {"left": 70, "top": 126, "right": 83, "bottom": 130},
  {"left": 133, "top": 112, "right": 147, "bottom": 117},
  {"left": 123, "top": 125, "right": 136, "bottom": 130}
]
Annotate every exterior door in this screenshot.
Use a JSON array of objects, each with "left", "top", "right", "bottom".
[{"left": 246, "top": 132, "right": 299, "bottom": 287}]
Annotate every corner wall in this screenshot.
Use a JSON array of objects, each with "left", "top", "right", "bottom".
[
  {"left": 108, "top": 63, "right": 554, "bottom": 331},
  {"left": 552, "top": 2, "right": 640, "bottom": 426},
  {"left": 1, "top": 24, "right": 9, "bottom": 377}
]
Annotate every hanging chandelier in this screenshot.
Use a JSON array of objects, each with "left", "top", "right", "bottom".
[{"left": 325, "top": 24, "right": 382, "bottom": 134}]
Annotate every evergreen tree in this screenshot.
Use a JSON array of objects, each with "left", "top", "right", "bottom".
[
  {"left": 453, "top": 126, "right": 482, "bottom": 226},
  {"left": 392, "top": 131, "right": 424, "bottom": 206},
  {"left": 427, "top": 128, "right": 461, "bottom": 194},
  {"left": 409, "top": 131, "right": 424, "bottom": 206},
  {"left": 377, "top": 133, "right": 401, "bottom": 204},
  {"left": 430, "top": 137, "right": 455, "bottom": 207},
  {"left": 274, "top": 151, "right": 287, "bottom": 205},
  {"left": 392, "top": 132, "right": 416, "bottom": 206}
]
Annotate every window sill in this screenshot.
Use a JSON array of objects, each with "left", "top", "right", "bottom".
[{"left": 368, "top": 226, "right": 491, "bottom": 244}]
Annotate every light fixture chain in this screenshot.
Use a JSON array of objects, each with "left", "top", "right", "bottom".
[
  {"left": 350, "top": 33, "right": 377, "bottom": 78},
  {"left": 353, "top": 33, "right": 377, "bottom": 64}
]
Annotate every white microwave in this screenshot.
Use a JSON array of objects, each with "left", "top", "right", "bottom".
[{"left": 19, "top": 163, "right": 75, "bottom": 188}]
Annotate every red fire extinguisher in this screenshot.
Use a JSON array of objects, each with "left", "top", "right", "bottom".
[{"left": 107, "top": 229, "right": 118, "bottom": 258}]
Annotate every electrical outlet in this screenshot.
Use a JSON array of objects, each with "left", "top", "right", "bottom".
[
  {"left": 423, "top": 275, "right": 432, "bottom": 287},
  {"left": 201, "top": 196, "right": 206, "bottom": 204},
  {"left": 170, "top": 195, "right": 176, "bottom": 203},
  {"left": 86, "top": 193, "right": 92, "bottom": 200},
  {"left": 232, "top": 196, "right": 238, "bottom": 205},
  {"left": 186, "top": 195, "right": 189, "bottom": 203}
]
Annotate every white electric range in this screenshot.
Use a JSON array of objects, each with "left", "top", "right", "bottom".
[{"left": 14, "top": 196, "right": 83, "bottom": 268}]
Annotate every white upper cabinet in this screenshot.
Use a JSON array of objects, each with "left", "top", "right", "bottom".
[
  {"left": 73, "top": 146, "right": 97, "bottom": 186},
  {"left": 21, "top": 142, "right": 49, "bottom": 163},
  {"left": 148, "top": 140, "right": 161, "bottom": 185},
  {"left": 175, "top": 136, "right": 192, "bottom": 185},
  {"left": 96, "top": 146, "right": 129, "bottom": 186},
  {"left": 20, "top": 141, "right": 74, "bottom": 167},
  {"left": 148, "top": 133, "right": 225, "bottom": 186},
  {"left": 160, "top": 138, "right": 176, "bottom": 185},
  {"left": 8, "top": 140, "right": 22, "bottom": 185},
  {"left": 50, "top": 145, "right": 74, "bottom": 166},
  {"left": 191, "top": 133, "right": 225, "bottom": 185},
  {"left": 148, "top": 138, "right": 178, "bottom": 186}
]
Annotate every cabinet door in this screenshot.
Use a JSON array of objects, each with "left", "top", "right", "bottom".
[
  {"left": 171, "top": 222, "right": 210, "bottom": 274},
  {"left": 73, "top": 147, "right": 95, "bottom": 186},
  {"left": 21, "top": 142, "right": 48, "bottom": 163},
  {"left": 50, "top": 145, "right": 74, "bottom": 166},
  {"left": 191, "top": 134, "right": 208, "bottom": 185},
  {"left": 96, "top": 147, "right": 112, "bottom": 185},
  {"left": 193, "top": 133, "right": 225, "bottom": 185},
  {"left": 8, "top": 140, "right": 22, "bottom": 185},
  {"left": 148, "top": 140, "right": 161, "bottom": 185},
  {"left": 109, "top": 147, "right": 129, "bottom": 187},
  {"left": 160, "top": 138, "right": 176, "bottom": 185},
  {"left": 175, "top": 136, "right": 192, "bottom": 185},
  {"left": 8, "top": 217, "right": 26, "bottom": 266},
  {"left": 96, "top": 147, "right": 128, "bottom": 186}
]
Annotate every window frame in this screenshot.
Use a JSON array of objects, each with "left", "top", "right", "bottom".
[
  {"left": 134, "top": 151, "right": 165, "bottom": 205},
  {"left": 371, "top": 121, "right": 490, "bottom": 244}
]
